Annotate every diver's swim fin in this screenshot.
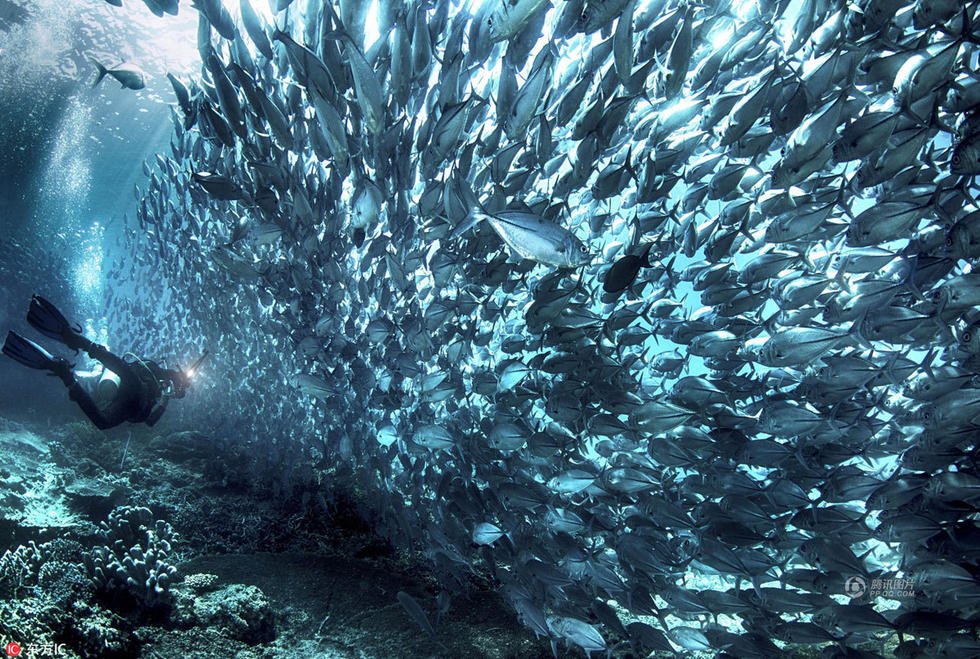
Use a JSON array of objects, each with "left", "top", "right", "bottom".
[
  {"left": 27, "top": 295, "right": 85, "bottom": 349},
  {"left": 3, "top": 331, "right": 75, "bottom": 382},
  {"left": 3, "top": 330, "right": 58, "bottom": 370}
]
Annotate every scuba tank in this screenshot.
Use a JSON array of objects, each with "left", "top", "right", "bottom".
[{"left": 97, "top": 368, "right": 120, "bottom": 400}]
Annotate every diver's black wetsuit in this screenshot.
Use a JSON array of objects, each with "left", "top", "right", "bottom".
[
  {"left": 2, "top": 295, "right": 196, "bottom": 430},
  {"left": 64, "top": 340, "right": 181, "bottom": 430}
]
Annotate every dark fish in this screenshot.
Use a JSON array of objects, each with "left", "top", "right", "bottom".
[
  {"left": 396, "top": 591, "right": 445, "bottom": 649},
  {"left": 191, "top": 172, "right": 244, "bottom": 200},
  {"left": 141, "top": 0, "right": 178, "bottom": 16},
  {"left": 603, "top": 243, "right": 652, "bottom": 293}
]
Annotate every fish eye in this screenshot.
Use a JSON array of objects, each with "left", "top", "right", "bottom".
[
  {"left": 579, "top": 245, "right": 588, "bottom": 253},
  {"left": 953, "top": 154, "right": 961, "bottom": 164},
  {"left": 963, "top": 332, "right": 971, "bottom": 343}
]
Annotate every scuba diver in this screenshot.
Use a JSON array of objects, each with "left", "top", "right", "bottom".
[{"left": 2, "top": 295, "right": 207, "bottom": 430}]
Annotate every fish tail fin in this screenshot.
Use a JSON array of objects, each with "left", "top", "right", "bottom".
[
  {"left": 448, "top": 208, "right": 488, "bottom": 240},
  {"left": 759, "top": 310, "right": 780, "bottom": 335},
  {"left": 623, "top": 146, "right": 640, "bottom": 184},
  {"left": 90, "top": 57, "right": 108, "bottom": 87},
  {"left": 321, "top": 0, "right": 342, "bottom": 27},
  {"left": 661, "top": 255, "right": 678, "bottom": 294},
  {"left": 918, "top": 347, "right": 937, "bottom": 381},
  {"left": 639, "top": 242, "right": 654, "bottom": 268},
  {"left": 322, "top": 29, "right": 348, "bottom": 43},
  {"left": 956, "top": 6, "right": 980, "bottom": 46},
  {"left": 270, "top": 18, "right": 290, "bottom": 42}
]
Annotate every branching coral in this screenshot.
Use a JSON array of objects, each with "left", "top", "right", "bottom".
[{"left": 87, "top": 505, "right": 178, "bottom": 615}]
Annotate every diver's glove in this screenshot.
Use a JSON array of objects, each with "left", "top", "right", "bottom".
[
  {"left": 48, "top": 358, "right": 76, "bottom": 385},
  {"left": 62, "top": 328, "right": 93, "bottom": 352}
]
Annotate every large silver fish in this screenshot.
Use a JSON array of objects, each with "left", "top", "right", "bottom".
[
  {"left": 450, "top": 209, "right": 590, "bottom": 268},
  {"left": 89, "top": 58, "right": 145, "bottom": 90}
]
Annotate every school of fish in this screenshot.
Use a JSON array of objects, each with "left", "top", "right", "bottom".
[{"left": 99, "top": 0, "right": 980, "bottom": 655}]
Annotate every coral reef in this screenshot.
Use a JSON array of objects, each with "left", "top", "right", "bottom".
[
  {"left": 66, "top": 601, "right": 138, "bottom": 659},
  {"left": 173, "top": 582, "right": 276, "bottom": 644},
  {"left": 0, "top": 540, "right": 45, "bottom": 598},
  {"left": 182, "top": 571, "right": 219, "bottom": 593},
  {"left": 0, "top": 537, "right": 89, "bottom": 603},
  {"left": 0, "top": 538, "right": 94, "bottom": 654},
  {"left": 87, "top": 505, "right": 178, "bottom": 616},
  {"left": 0, "top": 417, "right": 554, "bottom": 658}
]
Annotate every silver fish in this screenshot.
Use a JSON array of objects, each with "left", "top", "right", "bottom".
[{"left": 450, "top": 210, "right": 590, "bottom": 268}]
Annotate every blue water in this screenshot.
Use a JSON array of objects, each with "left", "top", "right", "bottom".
[{"left": 2, "top": 0, "right": 979, "bottom": 656}]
